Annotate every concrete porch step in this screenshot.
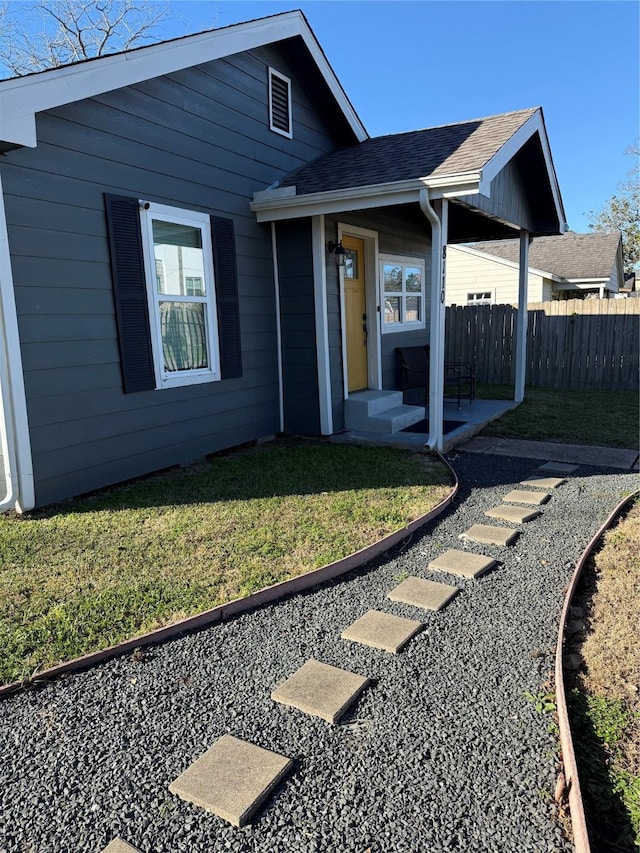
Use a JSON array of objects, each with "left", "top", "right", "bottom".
[
  {"left": 345, "top": 389, "right": 404, "bottom": 418},
  {"left": 363, "top": 405, "right": 426, "bottom": 434},
  {"left": 344, "top": 389, "right": 425, "bottom": 434}
]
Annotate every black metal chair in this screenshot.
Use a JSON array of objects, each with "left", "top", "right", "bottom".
[{"left": 396, "top": 345, "right": 476, "bottom": 410}]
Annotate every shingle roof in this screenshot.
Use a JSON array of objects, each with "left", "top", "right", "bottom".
[
  {"left": 469, "top": 231, "right": 621, "bottom": 279},
  {"left": 280, "top": 108, "right": 538, "bottom": 194}
]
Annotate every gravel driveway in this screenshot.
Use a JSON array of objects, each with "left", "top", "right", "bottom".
[{"left": 1, "top": 450, "right": 636, "bottom": 853}]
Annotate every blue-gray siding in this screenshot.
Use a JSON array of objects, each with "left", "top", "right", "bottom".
[
  {"left": 468, "top": 156, "right": 536, "bottom": 234},
  {"left": 275, "top": 219, "right": 321, "bottom": 435},
  {"left": 1, "top": 44, "right": 342, "bottom": 506}
]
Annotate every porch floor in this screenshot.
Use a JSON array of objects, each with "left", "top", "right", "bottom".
[{"left": 331, "top": 398, "right": 518, "bottom": 453}]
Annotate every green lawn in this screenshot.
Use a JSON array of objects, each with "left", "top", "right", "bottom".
[
  {"left": 0, "top": 441, "right": 452, "bottom": 685},
  {"left": 477, "top": 386, "right": 639, "bottom": 449}
]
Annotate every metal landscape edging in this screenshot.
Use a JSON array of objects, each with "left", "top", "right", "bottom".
[
  {"left": 554, "top": 488, "right": 639, "bottom": 853},
  {"left": 0, "top": 455, "right": 458, "bottom": 698}
]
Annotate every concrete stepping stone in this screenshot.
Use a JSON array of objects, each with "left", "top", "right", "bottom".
[
  {"left": 484, "top": 504, "right": 542, "bottom": 523},
  {"left": 460, "top": 524, "right": 519, "bottom": 546},
  {"left": 428, "top": 549, "right": 497, "bottom": 579},
  {"left": 520, "top": 476, "right": 565, "bottom": 489},
  {"left": 387, "top": 576, "right": 459, "bottom": 611},
  {"left": 341, "top": 609, "right": 423, "bottom": 653},
  {"left": 503, "top": 488, "right": 550, "bottom": 506},
  {"left": 271, "top": 659, "right": 370, "bottom": 724},
  {"left": 168, "top": 734, "right": 293, "bottom": 828},
  {"left": 537, "top": 461, "right": 578, "bottom": 476},
  {"left": 101, "top": 841, "right": 141, "bottom": 853}
]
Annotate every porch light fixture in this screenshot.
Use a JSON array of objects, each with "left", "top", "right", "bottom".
[{"left": 327, "top": 239, "right": 346, "bottom": 267}]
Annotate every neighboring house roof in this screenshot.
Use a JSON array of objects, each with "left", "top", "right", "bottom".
[
  {"left": 468, "top": 231, "right": 622, "bottom": 281},
  {"left": 0, "top": 10, "right": 367, "bottom": 149},
  {"left": 279, "top": 108, "right": 538, "bottom": 193}
]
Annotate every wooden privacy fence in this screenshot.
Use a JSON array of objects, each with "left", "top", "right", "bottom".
[{"left": 445, "top": 299, "right": 640, "bottom": 391}]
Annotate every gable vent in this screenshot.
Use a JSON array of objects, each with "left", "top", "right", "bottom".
[{"left": 269, "top": 68, "right": 292, "bottom": 138}]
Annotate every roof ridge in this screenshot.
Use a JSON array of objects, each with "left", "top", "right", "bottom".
[{"left": 368, "top": 107, "right": 539, "bottom": 143}]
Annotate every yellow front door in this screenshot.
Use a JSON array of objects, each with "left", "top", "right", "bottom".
[{"left": 343, "top": 235, "right": 368, "bottom": 392}]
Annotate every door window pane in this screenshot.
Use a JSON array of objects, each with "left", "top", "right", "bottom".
[{"left": 344, "top": 249, "right": 359, "bottom": 280}]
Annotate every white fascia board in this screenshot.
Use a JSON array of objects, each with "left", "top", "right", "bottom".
[
  {"left": 566, "top": 277, "right": 615, "bottom": 291},
  {"left": 251, "top": 174, "right": 481, "bottom": 223},
  {"left": 553, "top": 279, "right": 613, "bottom": 292},
  {"left": 478, "top": 109, "right": 567, "bottom": 233},
  {"left": 423, "top": 172, "right": 482, "bottom": 190},
  {"left": 0, "top": 11, "right": 367, "bottom": 147},
  {"left": 450, "top": 243, "right": 561, "bottom": 281}
]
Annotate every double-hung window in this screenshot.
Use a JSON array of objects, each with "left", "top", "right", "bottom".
[
  {"left": 140, "top": 203, "right": 220, "bottom": 388},
  {"left": 104, "top": 193, "right": 242, "bottom": 394},
  {"left": 380, "top": 255, "right": 426, "bottom": 333},
  {"left": 466, "top": 291, "right": 493, "bottom": 306}
]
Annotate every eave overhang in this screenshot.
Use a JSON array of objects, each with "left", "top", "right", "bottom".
[
  {"left": 251, "top": 173, "right": 483, "bottom": 223},
  {"left": 0, "top": 10, "right": 367, "bottom": 149}
]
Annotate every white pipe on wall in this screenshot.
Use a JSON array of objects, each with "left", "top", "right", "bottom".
[
  {"left": 270, "top": 222, "right": 285, "bottom": 433},
  {"left": 419, "top": 189, "right": 447, "bottom": 452}
]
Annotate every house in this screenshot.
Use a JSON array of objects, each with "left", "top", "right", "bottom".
[
  {"left": 621, "top": 271, "right": 637, "bottom": 297},
  {"left": 445, "top": 231, "right": 624, "bottom": 305},
  {"left": 0, "top": 10, "right": 566, "bottom": 512}
]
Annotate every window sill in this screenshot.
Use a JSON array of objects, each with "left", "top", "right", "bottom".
[
  {"left": 381, "top": 322, "right": 426, "bottom": 335},
  {"left": 156, "top": 370, "right": 221, "bottom": 390}
]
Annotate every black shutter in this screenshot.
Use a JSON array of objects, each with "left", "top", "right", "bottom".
[
  {"left": 104, "top": 194, "right": 155, "bottom": 393},
  {"left": 211, "top": 216, "right": 242, "bottom": 380}
]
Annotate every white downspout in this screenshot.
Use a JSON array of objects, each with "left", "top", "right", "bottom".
[
  {"left": 419, "top": 189, "right": 446, "bottom": 451},
  {"left": 0, "top": 171, "right": 34, "bottom": 511},
  {"left": 270, "top": 222, "right": 285, "bottom": 433}
]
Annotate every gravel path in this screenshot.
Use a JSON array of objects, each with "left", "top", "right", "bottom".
[{"left": 1, "top": 451, "right": 637, "bottom": 853}]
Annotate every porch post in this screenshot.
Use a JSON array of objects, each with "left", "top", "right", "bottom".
[
  {"left": 420, "top": 192, "right": 448, "bottom": 452},
  {"left": 514, "top": 229, "right": 530, "bottom": 403},
  {"left": 311, "top": 215, "right": 333, "bottom": 435}
]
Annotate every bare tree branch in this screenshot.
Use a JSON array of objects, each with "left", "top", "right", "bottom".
[
  {"left": 0, "top": 0, "right": 171, "bottom": 77},
  {"left": 587, "top": 144, "right": 640, "bottom": 274}
]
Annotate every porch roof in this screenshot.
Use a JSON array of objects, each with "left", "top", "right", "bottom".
[
  {"left": 251, "top": 107, "right": 567, "bottom": 239},
  {"left": 279, "top": 108, "right": 537, "bottom": 193}
]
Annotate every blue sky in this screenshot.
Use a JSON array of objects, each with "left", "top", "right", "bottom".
[
  {"left": 5, "top": 1, "right": 637, "bottom": 231},
  {"left": 165, "top": 0, "right": 638, "bottom": 233}
]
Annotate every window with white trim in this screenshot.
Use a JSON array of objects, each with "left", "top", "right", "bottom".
[
  {"left": 466, "top": 291, "right": 493, "bottom": 305},
  {"left": 380, "top": 255, "right": 426, "bottom": 333},
  {"left": 140, "top": 202, "right": 221, "bottom": 388},
  {"left": 268, "top": 67, "right": 292, "bottom": 138}
]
